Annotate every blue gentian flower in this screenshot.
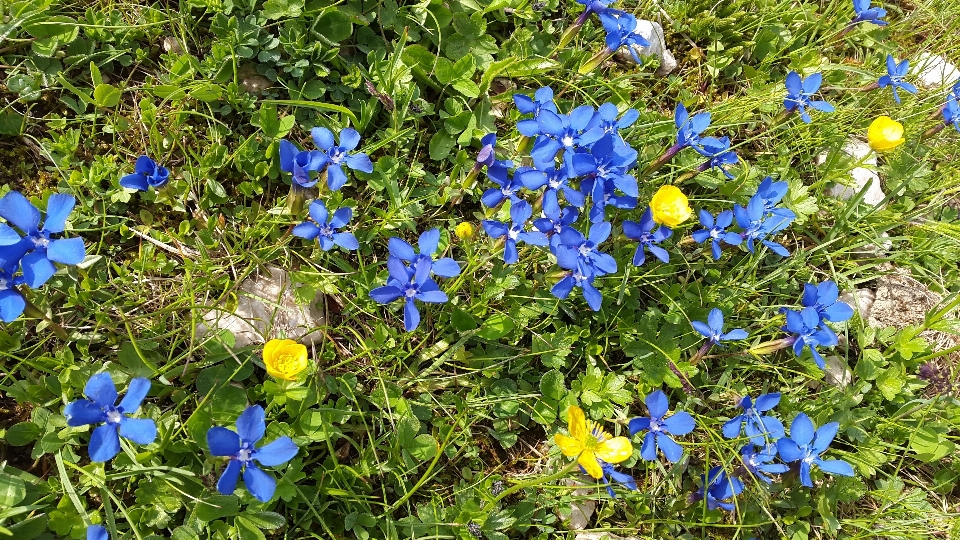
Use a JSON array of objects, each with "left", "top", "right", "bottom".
[
  {"left": 278, "top": 140, "right": 326, "bottom": 188},
  {"left": 691, "top": 210, "right": 742, "bottom": 259},
  {"left": 622, "top": 208, "right": 671, "bottom": 266},
  {"left": 120, "top": 155, "right": 170, "bottom": 191},
  {"left": 599, "top": 11, "right": 650, "bottom": 64},
  {"left": 533, "top": 205, "right": 579, "bottom": 244},
  {"left": 476, "top": 133, "right": 497, "bottom": 168},
  {"left": 783, "top": 72, "right": 835, "bottom": 123},
  {"left": 944, "top": 95, "right": 960, "bottom": 132},
  {"left": 369, "top": 256, "right": 448, "bottom": 332},
  {"left": 481, "top": 163, "right": 525, "bottom": 208},
  {"left": 292, "top": 200, "right": 359, "bottom": 251},
  {"left": 0, "top": 240, "right": 30, "bottom": 322},
  {"left": 740, "top": 444, "right": 790, "bottom": 484},
  {"left": 387, "top": 228, "right": 461, "bottom": 278},
  {"left": 581, "top": 102, "right": 640, "bottom": 147},
  {"left": 694, "top": 466, "right": 744, "bottom": 511},
  {"left": 722, "top": 393, "right": 784, "bottom": 445},
  {"left": 87, "top": 525, "right": 109, "bottom": 540},
  {"left": 675, "top": 103, "right": 712, "bottom": 150},
  {"left": 782, "top": 307, "right": 838, "bottom": 369},
  {"left": 64, "top": 373, "right": 156, "bottom": 462},
  {"left": 629, "top": 390, "right": 695, "bottom": 463},
  {"left": 734, "top": 194, "right": 794, "bottom": 256},
  {"left": 801, "top": 281, "right": 854, "bottom": 323},
  {"left": 582, "top": 177, "right": 638, "bottom": 223},
  {"left": 554, "top": 221, "right": 618, "bottom": 277},
  {"left": 551, "top": 268, "right": 603, "bottom": 311},
  {"left": 530, "top": 106, "right": 596, "bottom": 171},
  {"left": 851, "top": 0, "right": 888, "bottom": 26},
  {"left": 0, "top": 192, "right": 86, "bottom": 289},
  {"left": 207, "top": 405, "right": 299, "bottom": 502},
  {"left": 776, "top": 413, "right": 854, "bottom": 487},
  {"left": 695, "top": 137, "right": 739, "bottom": 179},
  {"left": 755, "top": 177, "right": 789, "bottom": 212},
  {"left": 692, "top": 308, "right": 749, "bottom": 347},
  {"left": 518, "top": 166, "right": 586, "bottom": 214},
  {"left": 878, "top": 55, "right": 917, "bottom": 104},
  {"left": 481, "top": 201, "right": 549, "bottom": 264},
  {"left": 311, "top": 127, "right": 374, "bottom": 191},
  {"left": 600, "top": 462, "right": 638, "bottom": 498},
  {"left": 515, "top": 87, "right": 558, "bottom": 137}
]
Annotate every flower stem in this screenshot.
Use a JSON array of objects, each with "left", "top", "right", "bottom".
[
  {"left": 689, "top": 340, "right": 714, "bottom": 365},
  {"left": 748, "top": 335, "right": 798, "bottom": 356},
  {"left": 642, "top": 143, "right": 683, "bottom": 177},
  {"left": 553, "top": 19, "right": 587, "bottom": 54},
  {"left": 923, "top": 122, "right": 946, "bottom": 139},
  {"left": 492, "top": 461, "right": 579, "bottom": 503},
  {"left": 579, "top": 47, "right": 613, "bottom": 74}
]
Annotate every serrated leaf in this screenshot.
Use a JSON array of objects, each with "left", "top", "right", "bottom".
[{"left": 876, "top": 365, "right": 905, "bottom": 401}]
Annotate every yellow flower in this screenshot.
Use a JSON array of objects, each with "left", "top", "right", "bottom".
[
  {"left": 867, "top": 116, "right": 905, "bottom": 151},
  {"left": 553, "top": 406, "right": 632, "bottom": 479},
  {"left": 262, "top": 339, "right": 308, "bottom": 381},
  {"left": 649, "top": 185, "right": 693, "bottom": 227},
  {"left": 455, "top": 222, "right": 475, "bottom": 240}
]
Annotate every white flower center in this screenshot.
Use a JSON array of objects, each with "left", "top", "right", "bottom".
[
  {"left": 106, "top": 410, "right": 122, "bottom": 424},
  {"left": 238, "top": 448, "right": 252, "bottom": 462}
]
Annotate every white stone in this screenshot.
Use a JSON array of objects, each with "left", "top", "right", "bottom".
[
  {"left": 196, "top": 265, "right": 326, "bottom": 348},
  {"left": 910, "top": 53, "right": 960, "bottom": 89},
  {"left": 615, "top": 19, "right": 678, "bottom": 76},
  {"left": 839, "top": 289, "right": 876, "bottom": 321},
  {"left": 162, "top": 37, "right": 184, "bottom": 54},
  {"left": 818, "top": 138, "right": 885, "bottom": 207},
  {"left": 563, "top": 478, "right": 596, "bottom": 530},
  {"left": 823, "top": 356, "right": 853, "bottom": 387}
]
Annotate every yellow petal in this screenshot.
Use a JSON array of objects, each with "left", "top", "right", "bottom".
[
  {"left": 595, "top": 436, "right": 633, "bottom": 464},
  {"left": 554, "top": 433, "right": 583, "bottom": 457},
  {"left": 566, "top": 406, "right": 586, "bottom": 444},
  {"left": 263, "top": 338, "right": 290, "bottom": 362},
  {"left": 578, "top": 450, "right": 603, "bottom": 479}
]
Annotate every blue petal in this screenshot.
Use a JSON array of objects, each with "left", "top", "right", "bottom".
[
  {"left": 21, "top": 251, "right": 56, "bottom": 289},
  {"left": 753, "top": 393, "right": 780, "bottom": 412},
  {"left": 0, "top": 191, "right": 41, "bottom": 233},
  {"left": 551, "top": 275, "right": 574, "bottom": 300},
  {"left": 431, "top": 257, "right": 460, "bottom": 277},
  {"left": 418, "top": 228, "right": 441, "bottom": 255},
  {"left": 656, "top": 433, "right": 684, "bottom": 462},
  {"left": 640, "top": 431, "right": 657, "bottom": 461},
  {"left": 0, "top": 224, "right": 21, "bottom": 246},
  {"left": 346, "top": 152, "right": 373, "bottom": 173},
  {"left": 89, "top": 424, "right": 121, "bottom": 462},
  {"left": 87, "top": 525, "right": 109, "bottom": 540},
  {"left": 582, "top": 281, "right": 602, "bottom": 311},
  {"left": 119, "top": 417, "right": 157, "bottom": 445},
  {"left": 85, "top": 373, "right": 118, "bottom": 408},
  {"left": 691, "top": 320, "right": 714, "bottom": 339},
  {"left": 707, "top": 308, "right": 724, "bottom": 334},
  {"left": 292, "top": 222, "right": 321, "bottom": 240},
  {"left": 663, "top": 411, "right": 695, "bottom": 435},
  {"left": 645, "top": 390, "right": 669, "bottom": 419},
  {"left": 790, "top": 413, "right": 815, "bottom": 446},
  {"left": 43, "top": 194, "right": 76, "bottom": 234},
  {"left": 721, "top": 329, "right": 748, "bottom": 341},
  {"left": 243, "top": 464, "right": 277, "bottom": 502},
  {"left": 628, "top": 416, "right": 651, "bottom": 435},
  {"left": 339, "top": 128, "right": 361, "bottom": 151},
  {"left": 777, "top": 438, "right": 803, "bottom": 462},
  {"left": 387, "top": 238, "right": 416, "bottom": 261},
  {"left": 311, "top": 127, "right": 335, "bottom": 150},
  {"left": 417, "top": 290, "right": 448, "bottom": 304},
  {"left": 369, "top": 285, "right": 403, "bottom": 304},
  {"left": 327, "top": 164, "right": 348, "bottom": 191},
  {"left": 403, "top": 299, "right": 421, "bottom": 331},
  {"left": 722, "top": 417, "right": 743, "bottom": 439},
  {"left": 799, "top": 461, "right": 813, "bottom": 487},
  {"left": 46, "top": 237, "right": 86, "bottom": 265},
  {"left": 236, "top": 405, "right": 266, "bottom": 444},
  {"left": 118, "top": 378, "right": 151, "bottom": 414},
  {"left": 812, "top": 421, "right": 840, "bottom": 453},
  {"left": 278, "top": 139, "right": 298, "bottom": 172},
  {"left": 386, "top": 256, "right": 411, "bottom": 283},
  {"left": 207, "top": 426, "right": 241, "bottom": 456},
  {"left": 333, "top": 232, "right": 359, "bottom": 251},
  {"left": 216, "top": 459, "right": 242, "bottom": 495},
  {"left": 503, "top": 238, "right": 519, "bottom": 264},
  {"left": 64, "top": 399, "right": 106, "bottom": 426},
  {"left": 0, "top": 289, "right": 26, "bottom": 323},
  {"left": 254, "top": 436, "right": 298, "bottom": 466},
  {"left": 329, "top": 207, "right": 352, "bottom": 229},
  {"left": 814, "top": 458, "right": 854, "bottom": 476}
]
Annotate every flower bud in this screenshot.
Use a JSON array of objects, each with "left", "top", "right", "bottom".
[
  {"left": 455, "top": 222, "right": 475, "bottom": 240},
  {"left": 867, "top": 116, "right": 905, "bottom": 151}
]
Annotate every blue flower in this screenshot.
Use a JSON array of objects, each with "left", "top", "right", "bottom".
[
  {"left": 622, "top": 208, "right": 671, "bottom": 266},
  {"left": 387, "top": 228, "right": 461, "bottom": 278},
  {"left": 580, "top": 102, "right": 640, "bottom": 148},
  {"left": 776, "top": 412, "right": 854, "bottom": 487},
  {"left": 369, "top": 256, "right": 449, "bottom": 331},
  {"left": 783, "top": 72, "right": 835, "bottom": 123},
  {"left": 481, "top": 201, "right": 549, "bottom": 264},
  {"left": 279, "top": 139, "right": 327, "bottom": 188},
  {"left": 944, "top": 95, "right": 960, "bottom": 132},
  {"left": 851, "top": 0, "right": 887, "bottom": 26},
  {"left": 87, "top": 525, "right": 109, "bottom": 540},
  {"left": 518, "top": 166, "right": 586, "bottom": 214},
  {"left": 476, "top": 133, "right": 497, "bottom": 168},
  {"left": 695, "top": 466, "right": 744, "bottom": 511},
  {"left": 64, "top": 373, "right": 156, "bottom": 462},
  {"left": 600, "top": 462, "right": 638, "bottom": 498},
  {"left": 722, "top": 393, "right": 784, "bottom": 445},
  {"left": 515, "top": 87, "right": 558, "bottom": 137},
  {"left": 554, "top": 221, "right": 618, "bottom": 277},
  {"left": 481, "top": 163, "right": 525, "bottom": 208},
  {"left": 801, "top": 281, "right": 854, "bottom": 323},
  {"left": 292, "top": 200, "right": 359, "bottom": 251},
  {"left": 878, "top": 55, "right": 917, "bottom": 104},
  {"left": 0, "top": 192, "right": 86, "bottom": 289},
  {"left": 551, "top": 268, "right": 603, "bottom": 311},
  {"left": 530, "top": 105, "right": 596, "bottom": 171},
  {"left": 311, "top": 127, "right": 374, "bottom": 191},
  {"left": 733, "top": 194, "right": 794, "bottom": 256},
  {"left": 741, "top": 444, "right": 789, "bottom": 484},
  {"left": 599, "top": 11, "right": 650, "bottom": 64},
  {"left": 674, "top": 103, "right": 712, "bottom": 150},
  {"left": 119, "top": 155, "right": 170, "bottom": 192},
  {"left": 692, "top": 308, "right": 749, "bottom": 347},
  {"left": 207, "top": 405, "right": 299, "bottom": 502},
  {"left": 0, "top": 240, "right": 29, "bottom": 322},
  {"left": 533, "top": 205, "right": 579, "bottom": 243},
  {"left": 694, "top": 136, "right": 739, "bottom": 179},
  {"left": 691, "top": 210, "right": 742, "bottom": 259},
  {"left": 582, "top": 177, "right": 638, "bottom": 223},
  {"left": 628, "top": 390, "right": 695, "bottom": 463},
  {"left": 782, "top": 307, "right": 839, "bottom": 369}
]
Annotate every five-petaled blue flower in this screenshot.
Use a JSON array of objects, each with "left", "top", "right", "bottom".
[
  {"left": 87, "top": 525, "right": 109, "bottom": 540},
  {"left": 551, "top": 268, "right": 603, "bottom": 311},
  {"left": 279, "top": 139, "right": 326, "bottom": 188},
  {"left": 369, "top": 256, "right": 449, "bottom": 331},
  {"left": 519, "top": 166, "right": 586, "bottom": 214},
  {"left": 292, "top": 200, "right": 359, "bottom": 251},
  {"left": 733, "top": 193, "right": 794, "bottom": 256},
  {"left": 482, "top": 201, "right": 549, "bottom": 264},
  {"left": 515, "top": 87, "right": 558, "bottom": 137},
  {"left": 878, "top": 55, "right": 917, "bottom": 104},
  {"left": 554, "top": 221, "right": 618, "bottom": 277},
  {"left": 695, "top": 466, "right": 744, "bottom": 511},
  {"left": 207, "top": 405, "right": 299, "bottom": 502},
  {"left": 741, "top": 444, "right": 790, "bottom": 484},
  {"left": 694, "top": 136, "right": 739, "bottom": 179},
  {"left": 580, "top": 102, "right": 640, "bottom": 148},
  {"left": 120, "top": 155, "right": 170, "bottom": 192},
  {"left": 533, "top": 206, "right": 580, "bottom": 248},
  {"left": 674, "top": 103, "right": 712, "bottom": 151},
  {"left": 782, "top": 306, "right": 839, "bottom": 369},
  {"left": 388, "top": 228, "right": 461, "bottom": 278},
  {"left": 482, "top": 163, "right": 525, "bottom": 208},
  {"left": 622, "top": 208, "right": 671, "bottom": 266},
  {"left": 629, "top": 390, "right": 695, "bottom": 463},
  {"left": 783, "top": 72, "right": 836, "bottom": 123},
  {"left": 600, "top": 462, "right": 638, "bottom": 498},
  {"left": 722, "top": 393, "right": 784, "bottom": 445},
  {"left": 776, "top": 412, "right": 854, "bottom": 487},
  {"left": 64, "top": 373, "right": 156, "bottom": 462},
  {"left": 530, "top": 106, "right": 596, "bottom": 172},
  {"left": 0, "top": 192, "right": 86, "bottom": 289},
  {"left": 599, "top": 11, "right": 650, "bottom": 64},
  {"left": 0, "top": 240, "right": 29, "bottom": 322},
  {"left": 691, "top": 210, "right": 742, "bottom": 259},
  {"left": 801, "top": 281, "right": 854, "bottom": 323},
  {"left": 311, "top": 127, "right": 374, "bottom": 191},
  {"left": 851, "top": 0, "right": 887, "bottom": 26},
  {"left": 692, "top": 308, "right": 749, "bottom": 347}
]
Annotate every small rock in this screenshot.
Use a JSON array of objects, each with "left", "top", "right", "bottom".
[
  {"left": 839, "top": 289, "right": 876, "bottom": 320},
  {"left": 197, "top": 265, "right": 326, "bottom": 348},
  {"left": 824, "top": 356, "right": 853, "bottom": 387},
  {"left": 818, "top": 138, "right": 886, "bottom": 207},
  {"left": 162, "top": 36, "right": 184, "bottom": 55},
  {"left": 910, "top": 53, "right": 960, "bottom": 89},
  {"left": 238, "top": 64, "right": 272, "bottom": 95},
  {"left": 562, "top": 478, "right": 596, "bottom": 530},
  {"left": 615, "top": 19, "right": 678, "bottom": 76}
]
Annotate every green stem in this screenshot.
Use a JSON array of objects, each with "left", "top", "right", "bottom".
[{"left": 492, "top": 461, "right": 579, "bottom": 503}]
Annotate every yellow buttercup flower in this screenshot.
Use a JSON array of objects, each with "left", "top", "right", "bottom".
[
  {"left": 262, "top": 339, "right": 308, "bottom": 381},
  {"left": 455, "top": 222, "right": 475, "bottom": 240},
  {"left": 867, "top": 116, "right": 905, "bottom": 151},
  {"left": 649, "top": 185, "right": 693, "bottom": 227},
  {"left": 553, "top": 405, "right": 632, "bottom": 479}
]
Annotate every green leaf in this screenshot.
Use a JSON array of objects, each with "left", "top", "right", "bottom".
[
  {"left": 6, "top": 421, "right": 41, "bottom": 446},
  {"left": 191, "top": 83, "right": 223, "bottom": 103},
  {"left": 407, "top": 434, "right": 438, "bottom": 461},
  {"left": 855, "top": 349, "right": 885, "bottom": 381},
  {"left": 428, "top": 130, "right": 456, "bottom": 161},
  {"left": 317, "top": 11, "right": 353, "bottom": 43},
  {"left": 0, "top": 471, "right": 26, "bottom": 507},
  {"left": 0, "top": 110, "right": 25, "bottom": 135},
  {"left": 876, "top": 365, "right": 906, "bottom": 401},
  {"left": 539, "top": 370, "right": 565, "bottom": 402},
  {"left": 93, "top": 84, "right": 121, "bottom": 108},
  {"left": 909, "top": 427, "right": 955, "bottom": 462},
  {"left": 195, "top": 495, "right": 239, "bottom": 522},
  {"left": 261, "top": 0, "right": 303, "bottom": 20},
  {"left": 477, "top": 312, "right": 514, "bottom": 340},
  {"left": 243, "top": 512, "right": 286, "bottom": 530}
]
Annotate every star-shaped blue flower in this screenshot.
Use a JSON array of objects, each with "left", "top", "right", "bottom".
[
  {"left": 695, "top": 466, "right": 744, "bottom": 511},
  {"left": 292, "top": 200, "right": 359, "bottom": 251},
  {"left": 64, "top": 373, "right": 156, "bottom": 462},
  {"left": 741, "top": 444, "right": 789, "bottom": 484},
  {"left": 515, "top": 87, "right": 558, "bottom": 137},
  {"left": 629, "top": 390, "right": 695, "bottom": 463},
  {"left": 369, "top": 256, "right": 448, "bottom": 332},
  {"left": 279, "top": 139, "right": 327, "bottom": 188},
  {"left": 551, "top": 268, "right": 603, "bottom": 311},
  {"left": 801, "top": 281, "right": 854, "bottom": 323},
  {"left": 622, "top": 208, "right": 671, "bottom": 266},
  {"left": 851, "top": 0, "right": 887, "bottom": 26},
  {"left": 311, "top": 127, "right": 374, "bottom": 191},
  {"left": 692, "top": 308, "right": 749, "bottom": 347},
  {"left": 0, "top": 191, "right": 86, "bottom": 289},
  {"left": 776, "top": 413, "right": 854, "bottom": 487},
  {"left": 599, "top": 11, "right": 650, "bottom": 63},
  {"left": 207, "top": 405, "right": 299, "bottom": 502},
  {"left": 878, "top": 55, "right": 917, "bottom": 104},
  {"left": 722, "top": 393, "right": 784, "bottom": 445},
  {"left": 482, "top": 163, "right": 525, "bottom": 208},
  {"left": 783, "top": 72, "right": 835, "bottom": 123},
  {"left": 518, "top": 166, "right": 585, "bottom": 214},
  {"left": 782, "top": 307, "right": 838, "bottom": 369},
  {"left": 120, "top": 155, "right": 170, "bottom": 192},
  {"left": 482, "top": 201, "right": 549, "bottom": 264},
  {"left": 387, "top": 228, "right": 461, "bottom": 278},
  {"left": 694, "top": 136, "right": 739, "bottom": 179},
  {"left": 691, "top": 210, "right": 742, "bottom": 259},
  {"left": 674, "top": 103, "right": 712, "bottom": 151},
  {"left": 554, "top": 221, "right": 618, "bottom": 277}
]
